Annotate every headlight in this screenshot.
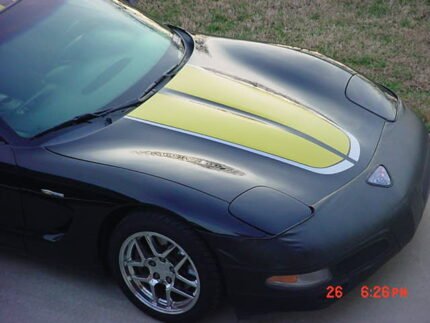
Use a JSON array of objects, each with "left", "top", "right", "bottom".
[{"left": 229, "top": 186, "right": 313, "bottom": 235}]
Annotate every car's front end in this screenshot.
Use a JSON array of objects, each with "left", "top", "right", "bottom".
[
  {"left": 39, "top": 21, "right": 429, "bottom": 316},
  {"left": 201, "top": 100, "right": 430, "bottom": 313}
]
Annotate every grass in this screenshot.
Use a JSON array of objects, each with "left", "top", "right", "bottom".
[{"left": 135, "top": 0, "right": 430, "bottom": 127}]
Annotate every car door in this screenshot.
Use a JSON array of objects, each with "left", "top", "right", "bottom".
[
  {"left": 0, "top": 134, "right": 25, "bottom": 250},
  {"left": 13, "top": 145, "right": 119, "bottom": 264}
]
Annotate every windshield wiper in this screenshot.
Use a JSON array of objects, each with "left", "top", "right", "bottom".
[
  {"left": 33, "top": 65, "right": 182, "bottom": 139},
  {"left": 32, "top": 112, "right": 106, "bottom": 139},
  {"left": 85, "top": 68, "right": 176, "bottom": 121},
  {"left": 35, "top": 68, "right": 178, "bottom": 139},
  {"left": 32, "top": 69, "right": 177, "bottom": 139},
  {"left": 33, "top": 100, "right": 142, "bottom": 139},
  {"left": 139, "top": 66, "right": 177, "bottom": 100},
  {"left": 33, "top": 27, "right": 191, "bottom": 140}
]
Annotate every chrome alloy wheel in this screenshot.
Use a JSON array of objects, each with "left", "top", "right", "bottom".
[{"left": 119, "top": 231, "right": 201, "bottom": 314}]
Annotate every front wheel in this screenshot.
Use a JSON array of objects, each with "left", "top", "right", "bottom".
[{"left": 108, "top": 210, "right": 222, "bottom": 322}]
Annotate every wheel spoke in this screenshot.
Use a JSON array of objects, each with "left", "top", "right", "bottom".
[
  {"left": 176, "top": 274, "right": 198, "bottom": 288},
  {"left": 160, "top": 244, "right": 176, "bottom": 258},
  {"left": 131, "top": 275, "right": 151, "bottom": 283},
  {"left": 149, "top": 281, "right": 158, "bottom": 303},
  {"left": 165, "top": 288, "right": 173, "bottom": 308},
  {"left": 171, "top": 287, "right": 193, "bottom": 299},
  {"left": 175, "top": 256, "right": 187, "bottom": 271},
  {"left": 133, "top": 239, "right": 146, "bottom": 262},
  {"left": 124, "top": 260, "right": 144, "bottom": 267},
  {"left": 145, "top": 234, "right": 160, "bottom": 257}
]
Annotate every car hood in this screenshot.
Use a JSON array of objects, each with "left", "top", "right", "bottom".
[{"left": 47, "top": 36, "right": 389, "bottom": 205}]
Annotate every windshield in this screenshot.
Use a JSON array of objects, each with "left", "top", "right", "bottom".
[{"left": 0, "top": 0, "right": 185, "bottom": 138}]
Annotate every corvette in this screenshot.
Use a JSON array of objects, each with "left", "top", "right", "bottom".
[{"left": 0, "top": 0, "right": 429, "bottom": 321}]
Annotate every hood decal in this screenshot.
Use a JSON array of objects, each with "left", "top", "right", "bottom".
[
  {"left": 132, "top": 150, "right": 246, "bottom": 176},
  {"left": 161, "top": 87, "right": 354, "bottom": 162},
  {"left": 166, "top": 66, "right": 352, "bottom": 154},
  {"left": 127, "top": 65, "right": 360, "bottom": 175}
]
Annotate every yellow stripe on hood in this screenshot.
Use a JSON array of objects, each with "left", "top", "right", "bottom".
[
  {"left": 128, "top": 65, "right": 356, "bottom": 171},
  {"left": 129, "top": 94, "right": 344, "bottom": 168},
  {"left": 165, "top": 66, "right": 350, "bottom": 155}
]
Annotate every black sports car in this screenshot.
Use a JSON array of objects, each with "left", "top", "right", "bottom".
[{"left": 0, "top": 0, "right": 429, "bottom": 322}]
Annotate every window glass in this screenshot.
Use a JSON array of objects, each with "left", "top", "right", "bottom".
[{"left": 0, "top": 0, "right": 184, "bottom": 137}]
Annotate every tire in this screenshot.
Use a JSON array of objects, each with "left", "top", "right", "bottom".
[{"left": 108, "top": 209, "right": 222, "bottom": 322}]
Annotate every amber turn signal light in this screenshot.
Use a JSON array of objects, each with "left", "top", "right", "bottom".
[
  {"left": 266, "top": 275, "right": 299, "bottom": 284},
  {"left": 266, "top": 269, "right": 332, "bottom": 288}
]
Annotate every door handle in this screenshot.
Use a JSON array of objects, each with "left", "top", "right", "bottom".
[{"left": 41, "top": 189, "right": 64, "bottom": 199}]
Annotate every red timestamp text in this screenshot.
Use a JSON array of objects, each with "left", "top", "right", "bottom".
[
  {"left": 326, "top": 285, "right": 344, "bottom": 299},
  {"left": 361, "top": 285, "right": 408, "bottom": 298},
  {"left": 325, "top": 285, "right": 409, "bottom": 299}
]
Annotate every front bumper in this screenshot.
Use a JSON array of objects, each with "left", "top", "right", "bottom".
[{"left": 204, "top": 105, "right": 430, "bottom": 313}]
